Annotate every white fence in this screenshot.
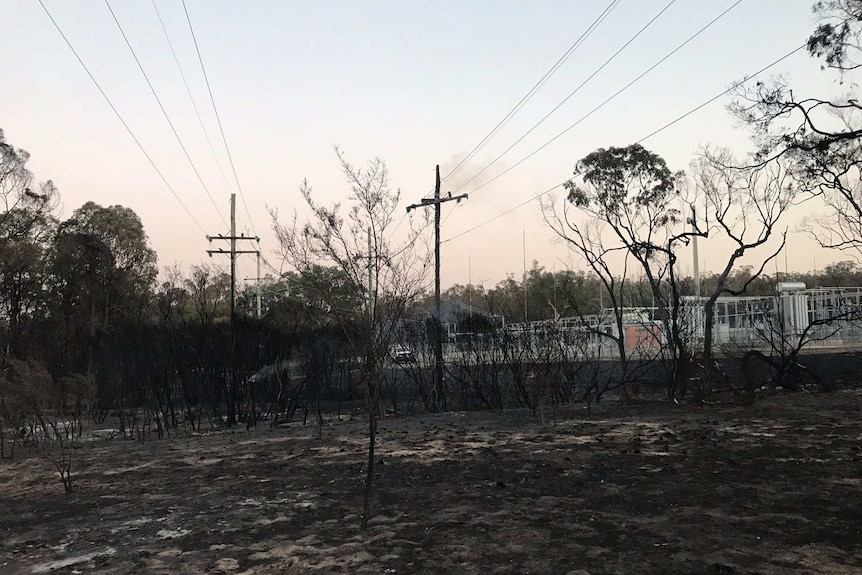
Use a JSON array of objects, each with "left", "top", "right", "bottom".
[{"left": 499, "top": 287, "right": 862, "bottom": 357}]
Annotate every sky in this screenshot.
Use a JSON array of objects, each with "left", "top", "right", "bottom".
[{"left": 1, "top": 0, "right": 852, "bottom": 292}]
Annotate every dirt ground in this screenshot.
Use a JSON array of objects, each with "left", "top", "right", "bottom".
[{"left": 1, "top": 390, "right": 860, "bottom": 575}]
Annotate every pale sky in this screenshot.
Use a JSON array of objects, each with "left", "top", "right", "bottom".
[{"left": 1, "top": 0, "right": 850, "bottom": 291}]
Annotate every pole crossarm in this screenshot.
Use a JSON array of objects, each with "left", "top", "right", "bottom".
[
  {"left": 207, "top": 235, "right": 261, "bottom": 241},
  {"left": 206, "top": 249, "right": 260, "bottom": 255},
  {"left": 406, "top": 192, "right": 468, "bottom": 213}
]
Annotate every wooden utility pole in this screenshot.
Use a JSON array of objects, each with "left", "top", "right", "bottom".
[
  {"left": 687, "top": 204, "right": 700, "bottom": 297},
  {"left": 256, "top": 252, "right": 262, "bottom": 319},
  {"left": 523, "top": 224, "right": 528, "bottom": 323},
  {"left": 406, "top": 166, "right": 467, "bottom": 409},
  {"left": 242, "top": 253, "right": 263, "bottom": 320},
  {"left": 207, "top": 193, "right": 260, "bottom": 425}
]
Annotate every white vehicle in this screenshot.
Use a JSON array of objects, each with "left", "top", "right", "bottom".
[{"left": 390, "top": 346, "right": 415, "bottom": 363}]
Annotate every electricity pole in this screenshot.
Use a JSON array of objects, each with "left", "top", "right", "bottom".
[
  {"left": 687, "top": 204, "right": 700, "bottom": 297},
  {"left": 523, "top": 224, "right": 527, "bottom": 323},
  {"left": 206, "top": 193, "right": 260, "bottom": 425},
  {"left": 243, "top": 253, "right": 263, "bottom": 320},
  {"left": 406, "top": 165, "right": 467, "bottom": 409},
  {"left": 256, "top": 252, "right": 261, "bottom": 319}
]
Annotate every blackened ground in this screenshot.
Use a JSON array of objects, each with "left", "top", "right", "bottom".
[{"left": 1, "top": 389, "right": 860, "bottom": 574}]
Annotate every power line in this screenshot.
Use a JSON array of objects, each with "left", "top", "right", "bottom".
[
  {"left": 442, "top": 41, "right": 807, "bottom": 245},
  {"left": 636, "top": 44, "right": 806, "bottom": 144},
  {"left": 181, "top": 0, "right": 256, "bottom": 236},
  {"left": 259, "top": 253, "right": 283, "bottom": 278},
  {"left": 37, "top": 0, "right": 206, "bottom": 235},
  {"left": 104, "top": 0, "right": 227, "bottom": 228},
  {"left": 150, "top": 0, "right": 235, "bottom": 197},
  {"left": 439, "top": 0, "right": 743, "bottom": 228},
  {"left": 448, "top": 0, "right": 682, "bottom": 198},
  {"left": 389, "top": 1, "right": 621, "bottom": 242},
  {"left": 444, "top": 181, "right": 564, "bottom": 244},
  {"left": 448, "top": 0, "right": 745, "bottom": 207},
  {"left": 439, "top": 0, "right": 622, "bottom": 191}
]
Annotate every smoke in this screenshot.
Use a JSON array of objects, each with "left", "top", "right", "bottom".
[{"left": 438, "top": 152, "right": 510, "bottom": 207}]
